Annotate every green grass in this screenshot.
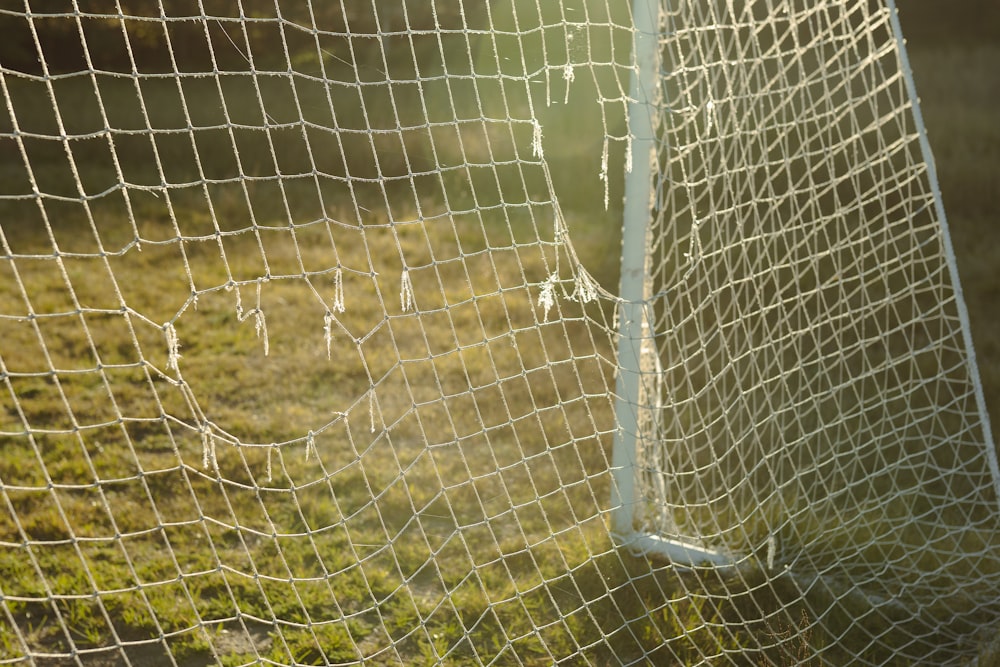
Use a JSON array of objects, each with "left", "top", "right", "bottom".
[
  {"left": 1, "top": 2, "right": 999, "bottom": 666},
  {"left": 0, "top": 119, "right": 752, "bottom": 662},
  {"left": 0, "top": 96, "right": 810, "bottom": 664}
]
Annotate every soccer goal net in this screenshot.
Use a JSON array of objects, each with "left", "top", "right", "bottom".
[{"left": 0, "top": 1, "right": 997, "bottom": 665}]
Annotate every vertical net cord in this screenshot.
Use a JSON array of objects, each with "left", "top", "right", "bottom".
[{"left": 886, "top": 0, "right": 1000, "bottom": 508}]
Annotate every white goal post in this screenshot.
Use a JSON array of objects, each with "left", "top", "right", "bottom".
[
  {"left": 610, "top": 0, "right": 735, "bottom": 567},
  {"left": 610, "top": 0, "right": 1000, "bottom": 571},
  {"left": 1, "top": 1, "right": 998, "bottom": 665}
]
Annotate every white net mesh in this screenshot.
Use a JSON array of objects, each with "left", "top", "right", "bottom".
[
  {"left": 630, "top": 1, "right": 1000, "bottom": 661},
  {"left": 0, "top": 1, "right": 996, "bottom": 665}
]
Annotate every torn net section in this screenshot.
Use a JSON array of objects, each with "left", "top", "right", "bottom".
[{"left": 0, "top": 2, "right": 631, "bottom": 664}]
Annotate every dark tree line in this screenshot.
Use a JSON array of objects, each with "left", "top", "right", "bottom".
[{"left": 0, "top": 1, "right": 479, "bottom": 76}]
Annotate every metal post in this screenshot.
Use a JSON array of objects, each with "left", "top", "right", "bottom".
[
  {"left": 611, "top": 0, "right": 660, "bottom": 543},
  {"left": 611, "top": 0, "right": 732, "bottom": 568}
]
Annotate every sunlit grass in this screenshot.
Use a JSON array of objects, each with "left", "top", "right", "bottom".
[
  {"left": 0, "top": 193, "right": 793, "bottom": 664},
  {"left": 0, "top": 139, "right": 745, "bottom": 663}
]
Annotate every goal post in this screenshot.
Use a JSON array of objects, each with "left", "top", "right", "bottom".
[
  {"left": 611, "top": 0, "right": 733, "bottom": 568},
  {"left": 610, "top": 3, "right": 1000, "bottom": 617},
  {"left": 612, "top": 0, "right": 1000, "bottom": 575},
  {"left": 610, "top": 0, "right": 659, "bottom": 545}
]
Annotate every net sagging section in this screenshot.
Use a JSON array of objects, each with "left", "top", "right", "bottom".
[{"left": 0, "top": 1, "right": 997, "bottom": 666}]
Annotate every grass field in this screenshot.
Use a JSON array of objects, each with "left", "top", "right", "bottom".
[{"left": 0, "top": 2, "right": 998, "bottom": 665}]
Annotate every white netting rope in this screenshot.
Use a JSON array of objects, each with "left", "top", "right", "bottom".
[
  {"left": 637, "top": 1, "right": 1000, "bottom": 660},
  {"left": 0, "top": 1, "right": 997, "bottom": 666}
]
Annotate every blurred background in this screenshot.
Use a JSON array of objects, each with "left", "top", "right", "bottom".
[
  {"left": 0, "top": 0, "right": 997, "bottom": 436},
  {"left": 1, "top": 2, "right": 997, "bottom": 448},
  {"left": 899, "top": 0, "right": 1000, "bottom": 447}
]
